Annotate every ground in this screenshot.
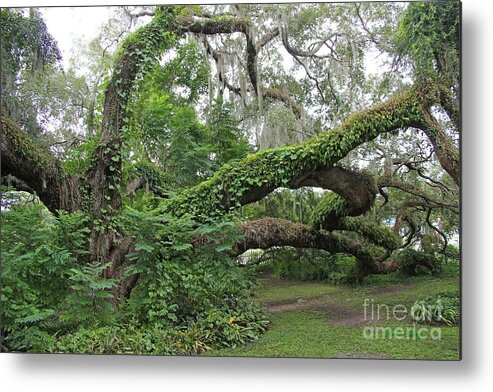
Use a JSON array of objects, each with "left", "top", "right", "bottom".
[{"left": 205, "top": 273, "right": 460, "bottom": 360}]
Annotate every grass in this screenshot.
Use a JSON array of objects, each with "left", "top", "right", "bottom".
[
  {"left": 253, "top": 275, "right": 342, "bottom": 303},
  {"left": 206, "top": 272, "right": 460, "bottom": 360}
]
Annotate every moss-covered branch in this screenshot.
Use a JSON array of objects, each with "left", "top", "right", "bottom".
[
  {"left": 417, "top": 109, "right": 460, "bottom": 186},
  {"left": 337, "top": 216, "right": 401, "bottom": 251},
  {"left": 233, "top": 217, "right": 391, "bottom": 279},
  {"left": 162, "top": 83, "right": 428, "bottom": 220},
  {"left": 1, "top": 114, "right": 81, "bottom": 213}
]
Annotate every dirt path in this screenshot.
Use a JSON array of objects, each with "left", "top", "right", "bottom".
[
  {"left": 261, "top": 277, "right": 414, "bottom": 326},
  {"left": 265, "top": 295, "right": 368, "bottom": 326}
]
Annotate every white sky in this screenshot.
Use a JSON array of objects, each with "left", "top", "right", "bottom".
[
  {"left": 41, "top": 7, "right": 113, "bottom": 68},
  {"left": 37, "top": 4, "right": 386, "bottom": 88},
  {"left": 27, "top": 1, "right": 384, "bottom": 73}
]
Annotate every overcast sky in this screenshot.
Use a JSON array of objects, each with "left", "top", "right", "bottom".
[
  {"left": 39, "top": 2, "right": 386, "bottom": 75},
  {"left": 41, "top": 7, "right": 113, "bottom": 68}
]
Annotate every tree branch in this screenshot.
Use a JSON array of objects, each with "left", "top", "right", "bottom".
[
  {"left": 417, "top": 108, "right": 460, "bottom": 186},
  {"left": 1, "top": 114, "right": 81, "bottom": 213},
  {"left": 233, "top": 217, "right": 391, "bottom": 278},
  {"left": 163, "top": 82, "right": 429, "bottom": 220},
  {"left": 378, "top": 175, "right": 459, "bottom": 212}
]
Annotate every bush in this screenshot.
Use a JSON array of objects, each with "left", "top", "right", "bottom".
[
  {"left": 411, "top": 291, "right": 460, "bottom": 326},
  {"left": 436, "top": 246, "right": 460, "bottom": 277},
  {"left": 47, "top": 301, "right": 269, "bottom": 355},
  {"left": 118, "top": 208, "right": 269, "bottom": 350},
  {"left": 397, "top": 249, "right": 440, "bottom": 276},
  {"left": 270, "top": 248, "right": 333, "bottom": 281},
  {"left": 263, "top": 247, "right": 357, "bottom": 284},
  {"left": 1, "top": 203, "right": 93, "bottom": 351},
  {"left": 1, "top": 202, "right": 269, "bottom": 353},
  {"left": 328, "top": 255, "right": 359, "bottom": 284}
]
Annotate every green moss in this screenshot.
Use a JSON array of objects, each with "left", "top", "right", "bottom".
[
  {"left": 160, "top": 84, "right": 428, "bottom": 221},
  {"left": 312, "top": 192, "right": 350, "bottom": 226},
  {"left": 2, "top": 116, "right": 62, "bottom": 180},
  {"left": 339, "top": 216, "right": 401, "bottom": 251}
]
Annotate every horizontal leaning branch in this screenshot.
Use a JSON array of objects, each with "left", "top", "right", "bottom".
[
  {"left": 162, "top": 82, "right": 432, "bottom": 220},
  {"left": 233, "top": 218, "right": 392, "bottom": 275}
]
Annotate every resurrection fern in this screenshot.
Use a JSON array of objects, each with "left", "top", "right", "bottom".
[
  {"left": 159, "top": 84, "right": 426, "bottom": 221},
  {"left": 312, "top": 192, "right": 351, "bottom": 227},
  {"left": 338, "top": 216, "right": 401, "bottom": 251}
]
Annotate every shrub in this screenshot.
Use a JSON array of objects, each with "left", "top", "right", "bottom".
[
  {"left": 265, "top": 248, "right": 357, "bottom": 284},
  {"left": 48, "top": 301, "right": 270, "bottom": 356},
  {"left": 436, "top": 246, "right": 460, "bottom": 277},
  {"left": 411, "top": 291, "right": 460, "bottom": 326},
  {"left": 328, "top": 254, "right": 358, "bottom": 284},
  {"left": 270, "top": 248, "right": 333, "bottom": 281},
  {"left": 1, "top": 202, "right": 269, "bottom": 353},
  {"left": 118, "top": 208, "right": 269, "bottom": 350},
  {"left": 397, "top": 249, "right": 440, "bottom": 276}
]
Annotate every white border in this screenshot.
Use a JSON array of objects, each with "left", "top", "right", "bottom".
[{"left": 1, "top": 0, "right": 492, "bottom": 391}]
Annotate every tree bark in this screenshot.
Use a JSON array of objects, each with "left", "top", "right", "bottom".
[
  {"left": 417, "top": 109, "right": 460, "bottom": 186},
  {"left": 1, "top": 113, "right": 81, "bottom": 213},
  {"left": 233, "top": 217, "right": 392, "bottom": 279}
]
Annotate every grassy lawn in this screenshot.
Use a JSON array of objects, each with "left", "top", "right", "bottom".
[{"left": 206, "top": 273, "right": 460, "bottom": 360}]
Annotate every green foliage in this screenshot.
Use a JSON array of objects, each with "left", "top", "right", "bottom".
[
  {"left": 47, "top": 324, "right": 201, "bottom": 355},
  {"left": 1, "top": 201, "right": 269, "bottom": 353},
  {"left": 158, "top": 39, "right": 209, "bottom": 103},
  {"left": 1, "top": 204, "right": 62, "bottom": 346},
  {"left": 339, "top": 216, "right": 400, "bottom": 251},
  {"left": 122, "top": 209, "right": 246, "bottom": 322},
  {"left": 61, "top": 262, "right": 117, "bottom": 327},
  {"left": 1, "top": 8, "right": 62, "bottom": 137},
  {"left": 62, "top": 136, "right": 99, "bottom": 175},
  {"left": 263, "top": 248, "right": 357, "bottom": 284},
  {"left": 242, "top": 188, "right": 319, "bottom": 225},
  {"left": 124, "top": 69, "right": 251, "bottom": 191},
  {"left": 114, "top": 207, "right": 269, "bottom": 351},
  {"left": 53, "top": 210, "right": 91, "bottom": 259},
  {"left": 411, "top": 291, "right": 459, "bottom": 326},
  {"left": 398, "top": 249, "right": 440, "bottom": 276},
  {"left": 312, "top": 192, "right": 350, "bottom": 227},
  {"left": 435, "top": 250, "right": 460, "bottom": 278},
  {"left": 0, "top": 9, "right": 61, "bottom": 75},
  {"left": 395, "top": 1, "right": 460, "bottom": 81},
  {"left": 206, "top": 98, "right": 252, "bottom": 169},
  {"left": 48, "top": 301, "right": 269, "bottom": 354},
  {"left": 269, "top": 248, "right": 333, "bottom": 281},
  {"left": 0, "top": 203, "right": 111, "bottom": 351},
  {"left": 328, "top": 254, "right": 358, "bottom": 285}
]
